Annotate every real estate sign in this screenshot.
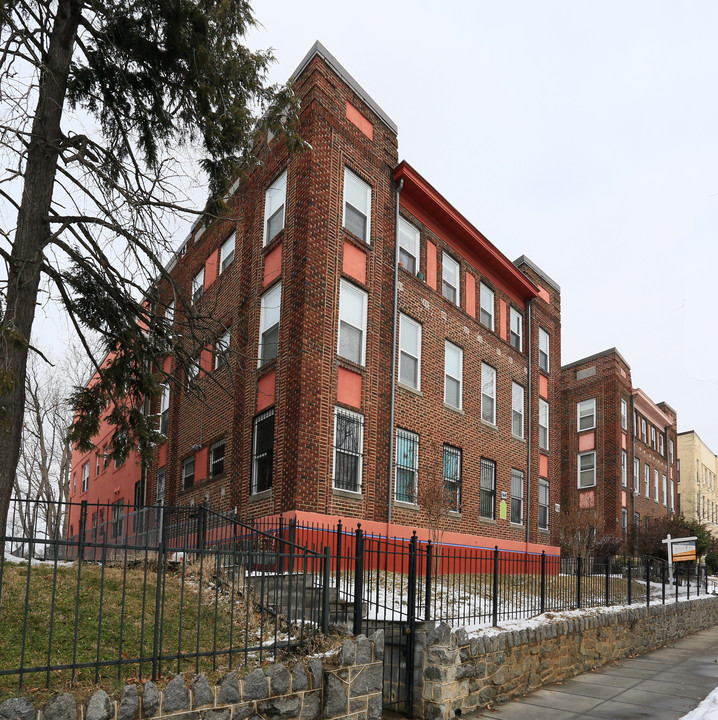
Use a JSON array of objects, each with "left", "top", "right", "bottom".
[{"left": 672, "top": 540, "right": 697, "bottom": 562}]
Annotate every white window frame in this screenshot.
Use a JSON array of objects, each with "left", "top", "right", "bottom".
[
  {"left": 538, "top": 479, "right": 549, "bottom": 530},
  {"left": 669, "top": 439, "right": 674, "bottom": 464},
  {"left": 444, "top": 341, "right": 463, "bottom": 410},
  {"left": 215, "top": 329, "right": 231, "bottom": 369},
  {"left": 622, "top": 450, "right": 628, "bottom": 487},
  {"left": 183, "top": 456, "right": 195, "bottom": 490},
  {"left": 160, "top": 383, "right": 170, "bottom": 435},
  {"left": 165, "top": 300, "right": 175, "bottom": 326},
  {"left": 644, "top": 463, "right": 650, "bottom": 497},
  {"left": 251, "top": 409, "right": 275, "bottom": 494},
  {"left": 81, "top": 462, "right": 89, "bottom": 493},
  {"left": 512, "top": 382, "right": 524, "bottom": 439},
  {"left": 333, "top": 407, "right": 364, "bottom": 493},
  {"left": 398, "top": 314, "right": 421, "bottom": 390},
  {"left": 538, "top": 328, "right": 550, "bottom": 372},
  {"left": 209, "top": 439, "right": 225, "bottom": 479},
  {"left": 620, "top": 398, "right": 628, "bottom": 431},
  {"left": 343, "top": 168, "right": 371, "bottom": 243},
  {"left": 509, "top": 307, "right": 522, "bottom": 351},
  {"left": 659, "top": 433, "right": 664, "bottom": 456},
  {"left": 651, "top": 426, "right": 656, "bottom": 450},
  {"left": 641, "top": 418, "right": 647, "bottom": 442},
  {"left": 259, "top": 282, "right": 282, "bottom": 366},
  {"left": 481, "top": 363, "right": 496, "bottom": 425},
  {"left": 264, "top": 169, "right": 287, "bottom": 246},
  {"left": 395, "top": 428, "right": 419, "bottom": 504},
  {"left": 192, "top": 267, "right": 205, "bottom": 304},
  {"left": 442, "top": 252, "right": 460, "bottom": 305},
  {"left": 578, "top": 451, "right": 596, "bottom": 488},
  {"left": 479, "top": 282, "right": 494, "bottom": 330},
  {"left": 510, "top": 468, "right": 524, "bottom": 525},
  {"left": 337, "top": 280, "right": 368, "bottom": 366},
  {"left": 633, "top": 457, "right": 640, "bottom": 494},
  {"left": 398, "top": 217, "right": 420, "bottom": 275},
  {"left": 662, "top": 474, "right": 667, "bottom": 506},
  {"left": 219, "top": 232, "right": 235, "bottom": 273},
  {"left": 539, "top": 399, "right": 549, "bottom": 451},
  {"left": 443, "top": 444, "right": 462, "bottom": 513},
  {"left": 654, "top": 469, "right": 659, "bottom": 502},
  {"left": 577, "top": 398, "right": 596, "bottom": 431}
]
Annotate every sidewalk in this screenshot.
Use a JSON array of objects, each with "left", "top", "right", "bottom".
[{"left": 466, "top": 626, "right": 718, "bottom": 720}]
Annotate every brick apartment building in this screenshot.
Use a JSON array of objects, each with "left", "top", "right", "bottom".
[
  {"left": 560, "top": 348, "right": 677, "bottom": 547},
  {"left": 68, "top": 42, "right": 562, "bottom": 551},
  {"left": 677, "top": 431, "right": 718, "bottom": 532}
]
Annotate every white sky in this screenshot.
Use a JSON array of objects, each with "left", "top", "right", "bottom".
[
  {"left": 29, "top": 1, "right": 718, "bottom": 447},
  {"left": 241, "top": 0, "right": 718, "bottom": 444}
]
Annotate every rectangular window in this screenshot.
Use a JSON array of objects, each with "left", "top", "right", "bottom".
[
  {"left": 509, "top": 307, "right": 522, "bottom": 351},
  {"left": 641, "top": 418, "right": 647, "bottom": 442},
  {"left": 81, "top": 462, "right": 89, "bottom": 493},
  {"left": 443, "top": 445, "right": 462, "bottom": 513},
  {"left": 633, "top": 411, "right": 637, "bottom": 436},
  {"left": 538, "top": 479, "right": 549, "bottom": 530},
  {"left": 577, "top": 399, "right": 596, "bottom": 431},
  {"left": 395, "top": 429, "right": 418, "bottom": 504},
  {"left": 111, "top": 500, "right": 124, "bottom": 539},
  {"left": 252, "top": 409, "right": 275, "bottom": 494},
  {"left": 160, "top": 383, "right": 170, "bottom": 434},
  {"left": 399, "top": 314, "right": 421, "bottom": 390},
  {"left": 95, "top": 453, "right": 100, "bottom": 477},
  {"left": 670, "top": 481, "right": 674, "bottom": 510},
  {"left": 72, "top": 472, "right": 76, "bottom": 494},
  {"left": 259, "top": 282, "right": 281, "bottom": 365},
  {"left": 215, "top": 329, "right": 230, "bottom": 369},
  {"left": 620, "top": 399, "right": 628, "bottom": 431},
  {"left": 442, "top": 253, "right": 460, "bottom": 305},
  {"left": 156, "top": 467, "right": 166, "bottom": 504},
  {"left": 578, "top": 451, "right": 596, "bottom": 488},
  {"left": 511, "top": 468, "right": 524, "bottom": 524},
  {"left": 538, "top": 328, "right": 550, "bottom": 372},
  {"left": 210, "top": 440, "right": 225, "bottom": 479},
  {"left": 219, "top": 232, "right": 235, "bottom": 273},
  {"left": 634, "top": 511, "right": 640, "bottom": 528},
  {"left": 539, "top": 399, "right": 549, "bottom": 451},
  {"left": 333, "top": 408, "right": 364, "bottom": 493},
  {"left": 444, "top": 341, "right": 463, "bottom": 409},
  {"left": 654, "top": 469, "right": 659, "bottom": 502},
  {"left": 669, "top": 439, "right": 674, "bottom": 464},
  {"left": 651, "top": 426, "right": 656, "bottom": 450},
  {"left": 622, "top": 451, "right": 628, "bottom": 487},
  {"left": 622, "top": 508, "right": 628, "bottom": 533},
  {"left": 479, "top": 282, "right": 494, "bottom": 330},
  {"left": 512, "top": 383, "right": 524, "bottom": 438},
  {"left": 633, "top": 457, "right": 640, "bottom": 494},
  {"left": 183, "top": 456, "right": 195, "bottom": 490},
  {"left": 659, "top": 433, "right": 665, "bottom": 457},
  {"left": 644, "top": 463, "right": 650, "bottom": 497},
  {"left": 479, "top": 458, "right": 496, "bottom": 520},
  {"left": 338, "top": 280, "right": 367, "bottom": 365},
  {"left": 662, "top": 474, "right": 667, "bottom": 506},
  {"left": 165, "top": 300, "right": 175, "bottom": 326},
  {"left": 481, "top": 363, "right": 497, "bottom": 424},
  {"left": 192, "top": 267, "right": 204, "bottom": 304},
  {"left": 398, "top": 218, "right": 420, "bottom": 274},
  {"left": 395, "top": 428, "right": 419, "bottom": 503},
  {"left": 264, "top": 169, "right": 287, "bottom": 245},
  {"left": 343, "top": 168, "right": 371, "bottom": 242},
  {"left": 187, "top": 357, "right": 200, "bottom": 388}
]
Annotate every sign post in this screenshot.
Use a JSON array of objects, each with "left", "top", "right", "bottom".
[{"left": 662, "top": 534, "right": 697, "bottom": 586}]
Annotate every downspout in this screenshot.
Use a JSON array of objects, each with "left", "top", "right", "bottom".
[
  {"left": 630, "top": 394, "right": 637, "bottom": 545},
  {"left": 525, "top": 298, "right": 533, "bottom": 545},
  {"left": 387, "top": 178, "right": 404, "bottom": 524}
]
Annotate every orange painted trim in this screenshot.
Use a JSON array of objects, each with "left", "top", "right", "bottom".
[
  {"left": 539, "top": 374, "right": 549, "bottom": 399},
  {"left": 426, "top": 240, "right": 437, "bottom": 290},
  {"left": 394, "top": 161, "right": 539, "bottom": 304},
  {"left": 499, "top": 300, "right": 507, "bottom": 341},
  {"left": 195, "top": 447, "right": 208, "bottom": 483},
  {"left": 346, "top": 102, "right": 374, "bottom": 140},
  {"left": 342, "top": 241, "right": 367, "bottom": 285},
  {"left": 536, "top": 283, "right": 550, "bottom": 303},
  {"left": 539, "top": 454, "right": 549, "bottom": 477},
  {"left": 337, "top": 367, "right": 362, "bottom": 409},
  {"left": 578, "top": 432, "right": 595, "bottom": 451},
  {"left": 465, "top": 273, "right": 476, "bottom": 318},
  {"left": 263, "top": 243, "right": 282, "bottom": 287},
  {"left": 204, "top": 249, "right": 219, "bottom": 290},
  {"left": 257, "top": 370, "right": 276, "bottom": 412},
  {"left": 158, "top": 444, "right": 167, "bottom": 467}
]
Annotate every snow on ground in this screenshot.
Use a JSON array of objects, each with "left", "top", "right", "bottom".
[
  {"left": 2, "top": 552, "right": 73, "bottom": 567},
  {"left": 681, "top": 687, "right": 718, "bottom": 720}
]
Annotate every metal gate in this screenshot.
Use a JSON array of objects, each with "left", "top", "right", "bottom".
[{"left": 354, "top": 527, "right": 418, "bottom": 716}]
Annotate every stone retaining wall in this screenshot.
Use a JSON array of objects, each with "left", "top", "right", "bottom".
[
  {"left": 0, "top": 632, "right": 383, "bottom": 720},
  {"left": 415, "top": 597, "right": 718, "bottom": 719}
]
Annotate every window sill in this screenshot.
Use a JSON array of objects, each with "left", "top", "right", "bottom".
[
  {"left": 342, "top": 227, "right": 371, "bottom": 249},
  {"left": 263, "top": 230, "right": 285, "bottom": 255},
  {"left": 393, "top": 500, "right": 420, "bottom": 512},
  {"left": 510, "top": 522, "right": 524, "bottom": 528},
  {"left": 337, "top": 356, "right": 367, "bottom": 374},
  {"left": 512, "top": 434, "right": 526, "bottom": 443},
  {"left": 443, "top": 403, "right": 464, "bottom": 415},
  {"left": 481, "top": 419, "right": 498, "bottom": 431},
  {"left": 448, "top": 511, "right": 462, "bottom": 518},
  {"left": 538, "top": 528, "right": 550, "bottom": 535},
  {"left": 479, "top": 517, "right": 496, "bottom": 525},
  {"left": 397, "top": 383, "right": 422, "bottom": 397},
  {"left": 332, "top": 488, "right": 363, "bottom": 500},
  {"left": 249, "top": 489, "right": 272, "bottom": 503}
]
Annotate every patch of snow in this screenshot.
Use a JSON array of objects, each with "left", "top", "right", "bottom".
[
  {"left": 2, "top": 553, "right": 73, "bottom": 567},
  {"left": 681, "top": 686, "right": 718, "bottom": 720}
]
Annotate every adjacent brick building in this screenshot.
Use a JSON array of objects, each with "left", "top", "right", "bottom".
[
  {"left": 69, "top": 42, "right": 563, "bottom": 551},
  {"left": 677, "top": 430, "right": 718, "bottom": 531},
  {"left": 560, "top": 348, "right": 677, "bottom": 547}
]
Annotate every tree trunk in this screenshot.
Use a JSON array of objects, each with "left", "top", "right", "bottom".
[{"left": 0, "top": 0, "right": 81, "bottom": 534}]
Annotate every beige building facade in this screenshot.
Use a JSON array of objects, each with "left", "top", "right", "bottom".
[{"left": 677, "top": 431, "right": 718, "bottom": 533}]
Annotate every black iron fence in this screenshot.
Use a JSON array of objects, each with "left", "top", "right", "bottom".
[{"left": 1, "top": 500, "right": 713, "bottom": 702}]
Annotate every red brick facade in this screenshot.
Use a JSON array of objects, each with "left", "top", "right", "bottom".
[
  {"left": 560, "top": 349, "right": 677, "bottom": 546},
  {"left": 69, "top": 43, "right": 562, "bottom": 551}
]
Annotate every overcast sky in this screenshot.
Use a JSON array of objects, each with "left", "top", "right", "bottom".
[
  {"left": 29, "top": 2, "right": 718, "bottom": 445},
  {"left": 239, "top": 0, "right": 718, "bottom": 443}
]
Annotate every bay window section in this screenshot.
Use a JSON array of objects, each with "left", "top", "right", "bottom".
[{"left": 338, "top": 280, "right": 367, "bottom": 365}]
